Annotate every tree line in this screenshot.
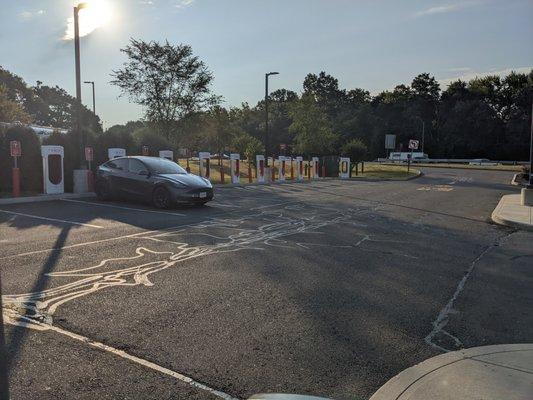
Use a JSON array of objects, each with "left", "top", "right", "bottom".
[{"left": 1, "top": 38, "right": 532, "bottom": 168}]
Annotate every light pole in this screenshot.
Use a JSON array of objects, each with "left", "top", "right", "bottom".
[
  {"left": 415, "top": 116, "right": 425, "bottom": 153},
  {"left": 84, "top": 81, "right": 95, "bottom": 114},
  {"left": 529, "top": 101, "right": 533, "bottom": 189},
  {"left": 74, "top": 2, "right": 88, "bottom": 167},
  {"left": 265, "top": 72, "right": 279, "bottom": 166}
]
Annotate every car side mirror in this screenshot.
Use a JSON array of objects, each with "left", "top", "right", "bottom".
[{"left": 139, "top": 170, "right": 149, "bottom": 176}]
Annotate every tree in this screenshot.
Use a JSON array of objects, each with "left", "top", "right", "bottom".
[
  {"left": 289, "top": 94, "right": 337, "bottom": 155},
  {"left": 0, "top": 84, "right": 32, "bottom": 123},
  {"left": 111, "top": 39, "right": 219, "bottom": 141},
  {"left": 341, "top": 139, "right": 368, "bottom": 170}
]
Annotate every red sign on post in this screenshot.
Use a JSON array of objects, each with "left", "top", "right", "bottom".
[
  {"left": 10, "top": 140, "right": 21, "bottom": 157},
  {"left": 85, "top": 147, "right": 94, "bottom": 162},
  {"left": 142, "top": 145, "right": 149, "bottom": 156}
]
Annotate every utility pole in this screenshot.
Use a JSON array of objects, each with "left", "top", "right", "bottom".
[
  {"left": 74, "top": 3, "right": 87, "bottom": 168},
  {"left": 84, "top": 81, "right": 95, "bottom": 114},
  {"left": 264, "top": 72, "right": 279, "bottom": 167}
]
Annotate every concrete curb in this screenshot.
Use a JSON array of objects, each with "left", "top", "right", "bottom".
[
  {"left": 491, "top": 194, "right": 533, "bottom": 231},
  {"left": 0, "top": 192, "right": 96, "bottom": 205},
  {"left": 370, "top": 343, "right": 533, "bottom": 400}
]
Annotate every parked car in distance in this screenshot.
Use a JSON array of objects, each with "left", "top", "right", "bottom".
[
  {"left": 469, "top": 158, "right": 498, "bottom": 166},
  {"left": 95, "top": 156, "right": 213, "bottom": 208}
]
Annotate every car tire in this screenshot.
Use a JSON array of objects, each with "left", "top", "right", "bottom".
[
  {"left": 152, "top": 187, "right": 171, "bottom": 209},
  {"left": 96, "top": 181, "right": 113, "bottom": 201}
]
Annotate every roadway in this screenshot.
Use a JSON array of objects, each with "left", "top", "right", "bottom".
[{"left": 1, "top": 167, "right": 531, "bottom": 399}]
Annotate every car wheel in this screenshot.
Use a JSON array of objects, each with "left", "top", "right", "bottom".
[
  {"left": 96, "top": 181, "right": 113, "bottom": 201},
  {"left": 152, "top": 187, "right": 171, "bottom": 209}
]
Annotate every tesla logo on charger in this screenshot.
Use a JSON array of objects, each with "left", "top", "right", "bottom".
[{"left": 10, "top": 140, "right": 21, "bottom": 157}]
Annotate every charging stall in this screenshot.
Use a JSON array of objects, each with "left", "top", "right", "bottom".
[
  {"left": 277, "top": 156, "right": 286, "bottom": 181},
  {"left": 312, "top": 157, "right": 320, "bottom": 179},
  {"left": 41, "top": 145, "right": 64, "bottom": 194},
  {"left": 339, "top": 157, "right": 350, "bottom": 179},
  {"left": 296, "top": 156, "right": 303, "bottom": 181},
  {"left": 230, "top": 153, "right": 240, "bottom": 184},
  {"left": 256, "top": 155, "right": 265, "bottom": 183},
  {"left": 199, "top": 152, "right": 211, "bottom": 179},
  {"left": 159, "top": 150, "right": 174, "bottom": 161},
  {"left": 108, "top": 148, "right": 126, "bottom": 160}
]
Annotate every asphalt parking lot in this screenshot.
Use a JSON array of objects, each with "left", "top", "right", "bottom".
[{"left": 1, "top": 168, "right": 532, "bottom": 400}]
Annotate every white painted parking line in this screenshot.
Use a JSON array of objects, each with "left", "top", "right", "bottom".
[
  {"left": 0, "top": 209, "right": 103, "bottom": 229},
  {"left": 62, "top": 199, "right": 186, "bottom": 216}
]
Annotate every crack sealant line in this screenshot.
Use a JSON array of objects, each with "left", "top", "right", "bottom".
[
  {"left": 10, "top": 315, "right": 239, "bottom": 400},
  {"left": 425, "top": 231, "right": 515, "bottom": 352}
]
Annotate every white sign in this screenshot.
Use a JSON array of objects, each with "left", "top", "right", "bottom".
[
  {"left": 159, "top": 150, "right": 173, "bottom": 160},
  {"left": 256, "top": 155, "right": 265, "bottom": 183},
  {"left": 198, "top": 152, "right": 211, "bottom": 178},
  {"left": 295, "top": 156, "right": 303, "bottom": 181},
  {"left": 108, "top": 148, "right": 126, "bottom": 160},
  {"left": 230, "top": 153, "right": 240, "bottom": 184},
  {"left": 311, "top": 157, "right": 319, "bottom": 179},
  {"left": 408, "top": 140, "right": 419, "bottom": 150},
  {"left": 385, "top": 134, "right": 396, "bottom": 150},
  {"left": 339, "top": 157, "right": 350, "bottom": 179},
  {"left": 277, "top": 156, "right": 286, "bottom": 181},
  {"left": 41, "top": 145, "right": 65, "bottom": 194}
]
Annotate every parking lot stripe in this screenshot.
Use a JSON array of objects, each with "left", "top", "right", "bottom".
[
  {"left": 0, "top": 209, "right": 103, "bottom": 228},
  {"left": 62, "top": 199, "right": 186, "bottom": 216}
]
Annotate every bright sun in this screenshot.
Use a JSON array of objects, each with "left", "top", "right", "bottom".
[{"left": 64, "top": 0, "right": 113, "bottom": 40}]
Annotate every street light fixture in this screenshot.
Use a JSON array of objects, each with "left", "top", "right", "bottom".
[
  {"left": 84, "top": 81, "right": 95, "bottom": 114},
  {"left": 265, "top": 72, "right": 279, "bottom": 167}
]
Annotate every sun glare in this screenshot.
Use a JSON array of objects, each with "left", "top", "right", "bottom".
[{"left": 64, "top": 0, "right": 113, "bottom": 40}]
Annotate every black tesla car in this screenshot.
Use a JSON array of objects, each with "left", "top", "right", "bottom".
[{"left": 95, "top": 156, "right": 213, "bottom": 208}]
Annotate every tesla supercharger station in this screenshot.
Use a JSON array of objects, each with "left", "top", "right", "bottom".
[
  {"left": 296, "top": 156, "right": 303, "bottom": 181},
  {"left": 339, "top": 157, "right": 350, "bottom": 179},
  {"left": 159, "top": 150, "right": 173, "bottom": 160},
  {"left": 41, "top": 145, "right": 64, "bottom": 195},
  {"left": 256, "top": 155, "right": 265, "bottom": 183},
  {"left": 230, "top": 153, "right": 240, "bottom": 184},
  {"left": 199, "top": 152, "right": 211, "bottom": 179},
  {"left": 108, "top": 148, "right": 126, "bottom": 160},
  {"left": 277, "top": 156, "right": 286, "bottom": 181},
  {"left": 312, "top": 157, "right": 320, "bottom": 179}
]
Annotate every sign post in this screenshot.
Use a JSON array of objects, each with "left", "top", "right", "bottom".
[
  {"left": 10, "top": 140, "right": 21, "bottom": 197},
  {"left": 408, "top": 139, "right": 419, "bottom": 172}
]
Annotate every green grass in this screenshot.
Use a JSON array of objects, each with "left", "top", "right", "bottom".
[
  {"left": 383, "top": 162, "right": 523, "bottom": 172},
  {"left": 354, "top": 163, "right": 419, "bottom": 180}
]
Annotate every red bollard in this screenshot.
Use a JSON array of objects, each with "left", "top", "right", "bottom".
[
  {"left": 290, "top": 162, "right": 294, "bottom": 180},
  {"left": 248, "top": 162, "right": 252, "bottom": 183},
  {"left": 220, "top": 161, "right": 225, "bottom": 183},
  {"left": 186, "top": 158, "right": 191, "bottom": 173},
  {"left": 87, "top": 170, "right": 95, "bottom": 192},
  {"left": 271, "top": 166, "right": 276, "bottom": 181},
  {"left": 12, "top": 167, "right": 20, "bottom": 197}
]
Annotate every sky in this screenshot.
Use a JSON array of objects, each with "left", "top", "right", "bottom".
[{"left": 1, "top": 0, "right": 532, "bottom": 128}]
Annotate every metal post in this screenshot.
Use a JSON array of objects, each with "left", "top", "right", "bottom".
[
  {"left": 74, "top": 5, "right": 84, "bottom": 167},
  {"left": 84, "top": 81, "right": 95, "bottom": 114},
  {"left": 529, "top": 100, "right": 533, "bottom": 186},
  {"left": 422, "top": 120, "right": 425, "bottom": 153},
  {"left": 265, "top": 74, "right": 269, "bottom": 167}
]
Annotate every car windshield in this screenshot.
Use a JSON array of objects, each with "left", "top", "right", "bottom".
[{"left": 143, "top": 158, "right": 187, "bottom": 174}]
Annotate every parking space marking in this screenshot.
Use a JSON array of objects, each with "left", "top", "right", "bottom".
[
  {"left": 0, "top": 209, "right": 103, "bottom": 229},
  {"left": 62, "top": 199, "right": 187, "bottom": 216}
]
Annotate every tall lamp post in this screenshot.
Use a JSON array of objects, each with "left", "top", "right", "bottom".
[
  {"left": 415, "top": 116, "right": 425, "bottom": 153},
  {"left": 265, "top": 72, "right": 279, "bottom": 166},
  {"left": 74, "top": 2, "right": 88, "bottom": 168},
  {"left": 84, "top": 81, "right": 95, "bottom": 114}
]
